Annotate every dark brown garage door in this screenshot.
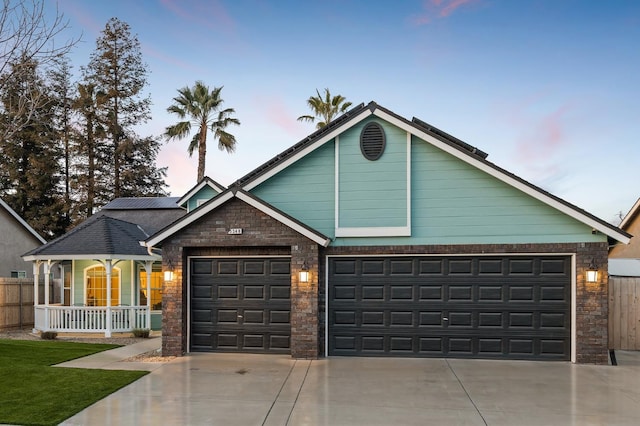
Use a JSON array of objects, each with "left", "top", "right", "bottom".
[
  {"left": 190, "top": 257, "right": 291, "bottom": 353},
  {"left": 328, "top": 256, "right": 571, "bottom": 360}
]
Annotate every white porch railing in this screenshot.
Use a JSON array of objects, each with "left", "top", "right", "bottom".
[{"left": 34, "top": 305, "right": 149, "bottom": 335}]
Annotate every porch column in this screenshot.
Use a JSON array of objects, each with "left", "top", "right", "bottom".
[
  {"left": 32, "top": 261, "right": 40, "bottom": 333},
  {"left": 43, "top": 262, "right": 50, "bottom": 306},
  {"left": 43, "top": 262, "right": 50, "bottom": 331},
  {"left": 105, "top": 260, "right": 112, "bottom": 337},
  {"left": 145, "top": 261, "right": 153, "bottom": 329}
]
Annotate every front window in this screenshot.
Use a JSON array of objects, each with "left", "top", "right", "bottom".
[
  {"left": 139, "top": 270, "right": 163, "bottom": 310},
  {"left": 86, "top": 266, "right": 120, "bottom": 306}
]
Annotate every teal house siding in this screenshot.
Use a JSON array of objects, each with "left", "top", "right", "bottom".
[
  {"left": 332, "top": 134, "right": 605, "bottom": 246},
  {"left": 338, "top": 118, "right": 408, "bottom": 228},
  {"left": 186, "top": 185, "right": 220, "bottom": 211},
  {"left": 251, "top": 141, "right": 336, "bottom": 236},
  {"left": 249, "top": 117, "right": 606, "bottom": 247}
]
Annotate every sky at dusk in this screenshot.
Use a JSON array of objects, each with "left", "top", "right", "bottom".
[{"left": 46, "top": 0, "right": 640, "bottom": 224}]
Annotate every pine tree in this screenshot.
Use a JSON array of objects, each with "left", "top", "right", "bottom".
[
  {"left": 72, "top": 82, "right": 108, "bottom": 220},
  {"left": 0, "top": 56, "right": 67, "bottom": 238},
  {"left": 46, "top": 55, "right": 75, "bottom": 227},
  {"left": 82, "top": 17, "right": 152, "bottom": 199}
]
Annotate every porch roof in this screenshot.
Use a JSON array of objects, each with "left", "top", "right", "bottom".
[{"left": 22, "top": 216, "right": 160, "bottom": 261}]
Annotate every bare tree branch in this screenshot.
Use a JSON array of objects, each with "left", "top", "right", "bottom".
[{"left": 0, "top": 0, "right": 80, "bottom": 139}]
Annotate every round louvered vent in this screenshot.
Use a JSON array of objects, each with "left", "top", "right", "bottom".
[{"left": 360, "top": 122, "right": 386, "bottom": 161}]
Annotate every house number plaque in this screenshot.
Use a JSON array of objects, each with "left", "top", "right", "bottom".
[{"left": 228, "top": 228, "right": 243, "bottom": 235}]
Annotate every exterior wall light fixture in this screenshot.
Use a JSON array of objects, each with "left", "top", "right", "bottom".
[
  {"left": 586, "top": 259, "right": 599, "bottom": 283},
  {"left": 299, "top": 261, "right": 310, "bottom": 283},
  {"left": 164, "top": 260, "right": 174, "bottom": 281}
]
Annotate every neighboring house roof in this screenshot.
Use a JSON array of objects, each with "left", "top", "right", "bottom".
[
  {"left": 177, "top": 176, "right": 226, "bottom": 207},
  {"left": 609, "top": 258, "right": 640, "bottom": 277},
  {"left": 92, "top": 196, "right": 186, "bottom": 236},
  {"left": 101, "top": 197, "right": 182, "bottom": 210},
  {"left": 23, "top": 216, "right": 158, "bottom": 261},
  {"left": 0, "top": 198, "right": 46, "bottom": 244},
  {"left": 145, "top": 188, "right": 332, "bottom": 248},
  {"left": 233, "top": 101, "right": 630, "bottom": 245},
  {"left": 619, "top": 197, "right": 640, "bottom": 230}
]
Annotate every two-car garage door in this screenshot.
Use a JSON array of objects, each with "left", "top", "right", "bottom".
[{"left": 328, "top": 255, "right": 571, "bottom": 360}]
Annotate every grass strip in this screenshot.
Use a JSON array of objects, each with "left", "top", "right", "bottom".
[{"left": 0, "top": 339, "right": 148, "bottom": 426}]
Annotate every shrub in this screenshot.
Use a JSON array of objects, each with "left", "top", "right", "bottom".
[
  {"left": 40, "top": 331, "right": 58, "bottom": 340},
  {"left": 132, "top": 328, "right": 150, "bottom": 338}
]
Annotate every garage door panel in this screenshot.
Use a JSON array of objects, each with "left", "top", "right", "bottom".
[
  {"left": 329, "top": 256, "right": 570, "bottom": 360},
  {"left": 190, "top": 257, "right": 291, "bottom": 353}
]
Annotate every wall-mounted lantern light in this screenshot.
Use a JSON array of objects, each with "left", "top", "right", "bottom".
[
  {"left": 299, "top": 261, "right": 309, "bottom": 283},
  {"left": 164, "top": 260, "right": 174, "bottom": 281},
  {"left": 586, "top": 259, "right": 599, "bottom": 283}
]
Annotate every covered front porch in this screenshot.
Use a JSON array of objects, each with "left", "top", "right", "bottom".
[{"left": 22, "top": 216, "right": 166, "bottom": 337}]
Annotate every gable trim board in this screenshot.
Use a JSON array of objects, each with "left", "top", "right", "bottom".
[
  {"left": 178, "top": 176, "right": 226, "bottom": 209},
  {"left": 619, "top": 197, "right": 640, "bottom": 229},
  {"left": 334, "top": 133, "right": 412, "bottom": 237},
  {"left": 235, "top": 102, "right": 629, "bottom": 244},
  {"left": 0, "top": 198, "right": 46, "bottom": 244},
  {"left": 145, "top": 189, "right": 331, "bottom": 248}
]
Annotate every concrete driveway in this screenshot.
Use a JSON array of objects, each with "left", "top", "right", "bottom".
[{"left": 62, "top": 350, "right": 640, "bottom": 425}]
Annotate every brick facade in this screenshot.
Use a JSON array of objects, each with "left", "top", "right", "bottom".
[
  {"left": 160, "top": 198, "right": 610, "bottom": 364},
  {"left": 160, "top": 198, "right": 320, "bottom": 358}
]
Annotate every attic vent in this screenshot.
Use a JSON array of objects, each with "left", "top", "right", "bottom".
[{"left": 360, "top": 122, "right": 386, "bottom": 161}]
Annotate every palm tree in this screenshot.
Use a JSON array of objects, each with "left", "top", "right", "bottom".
[
  {"left": 165, "top": 82, "right": 240, "bottom": 182},
  {"left": 297, "top": 88, "right": 352, "bottom": 130}
]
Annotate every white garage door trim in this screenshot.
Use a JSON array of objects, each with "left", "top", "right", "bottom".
[{"left": 324, "top": 253, "right": 577, "bottom": 362}]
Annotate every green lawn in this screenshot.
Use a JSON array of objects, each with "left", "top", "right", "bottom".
[{"left": 0, "top": 339, "right": 149, "bottom": 426}]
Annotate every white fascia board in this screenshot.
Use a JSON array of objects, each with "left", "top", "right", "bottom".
[
  {"left": 235, "top": 192, "right": 331, "bottom": 247},
  {"left": 335, "top": 226, "right": 411, "bottom": 237},
  {"left": 243, "top": 110, "right": 373, "bottom": 191},
  {"left": 0, "top": 198, "right": 46, "bottom": 244},
  {"left": 620, "top": 198, "right": 640, "bottom": 229},
  {"left": 177, "top": 179, "right": 226, "bottom": 207},
  {"left": 22, "top": 254, "right": 160, "bottom": 262},
  {"left": 145, "top": 191, "right": 235, "bottom": 247},
  {"left": 373, "top": 109, "right": 630, "bottom": 244}
]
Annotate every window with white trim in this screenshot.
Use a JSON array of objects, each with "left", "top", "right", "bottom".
[
  {"left": 139, "top": 269, "right": 163, "bottom": 311},
  {"left": 86, "top": 266, "right": 120, "bottom": 306}
]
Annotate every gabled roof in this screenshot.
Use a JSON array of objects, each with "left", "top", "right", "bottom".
[
  {"left": 233, "top": 101, "right": 630, "bottom": 245},
  {"left": 22, "top": 216, "right": 159, "bottom": 261},
  {"left": 0, "top": 198, "right": 46, "bottom": 244},
  {"left": 144, "top": 188, "right": 331, "bottom": 248},
  {"left": 619, "top": 198, "right": 640, "bottom": 230},
  {"left": 178, "top": 176, "right": 226, "bottom": 207}
]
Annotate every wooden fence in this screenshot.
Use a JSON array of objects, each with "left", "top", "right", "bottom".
[
  {"left": 609, "top": 276, "right": 640, "bottom": 350},
  {"left": 0, "top": 278, "right": 34, "bottom": 330}
]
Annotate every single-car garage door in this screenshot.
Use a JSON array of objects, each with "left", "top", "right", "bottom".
[
  {"left": 190, "top": 257, "right": 291, "bottom": 353},
  {"left": 328, "top": 255, "right": 571, "bottom": 360}
]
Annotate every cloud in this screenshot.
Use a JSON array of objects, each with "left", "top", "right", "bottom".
[
  {"left": 410, "top": 0, "right": 479, "bottom": 25},
  {"left": 252, "top": 95, "right": 309, "bottom": 138},
  {"left": 157, "top": 142, "right": 197, "bottom": 196},
  {"left": 159, "top": 0, "right": 236, "bottom": 34},
  {"left": 514, "top": 103, "right": 573, "bottom": 164}
]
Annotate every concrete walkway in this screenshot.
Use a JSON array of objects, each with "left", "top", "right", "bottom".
[
  {"left": 55, "top": 337, "right": 167, "bottom": 371},
  {"left": 59, "top": 346, "right": 640, "bottom": 426}
]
